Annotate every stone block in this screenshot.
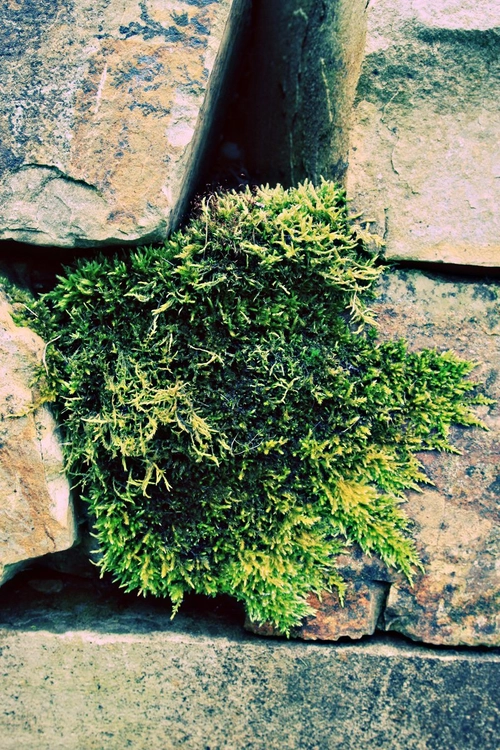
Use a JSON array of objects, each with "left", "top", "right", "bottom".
[
  {"left": 0, "top": 290, "right": 76, "bottom": 584},
  {"left": 0, "top": 575, "right": 499, "bottom": 749},
  {"left": 374, "top": 269, "right": 500, "bottom": 645},
  {"left": 248, "top": 581, "right": 388, "bottom": 642},
  {"left": 0, "top": 0, "right": 249, "bottom": 248},
  {"left": 346, "top": 0, "right": 500, "bottom": 266}
]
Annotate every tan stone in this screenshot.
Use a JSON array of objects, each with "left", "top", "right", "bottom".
[
  {"left": 0, "top": 0, "right": 248, "bottom": 248},
  {"left": 346, "top": 0, "right": 500, "bottom": 266},
  {"left": 0, "top": 290, "right": 75, "bottom": 585}
]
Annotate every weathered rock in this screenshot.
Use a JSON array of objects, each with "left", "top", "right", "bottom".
[
  {"left": 0, "top": 0, "right": 248, "bottom": 248},
  {"left": 248, "top": 270, "right": 500, "bottom": 646},
  {"left": 375, "top": 270, "right": 500, "bottom": 645},
  {"left": 1, "top": 573, "right": 500, "bottom": 750},
  {"left": 248, "top": 581, "right": 388, "bottom": 642},
  {"left": 246, "top": 547, "right": 394, "bottom": 640},
  {"left": 346, "top": 0, "right": 500, "bottom": 266},
  {"left": 0, "top": 290, "right": 75, "bottom": 585}
]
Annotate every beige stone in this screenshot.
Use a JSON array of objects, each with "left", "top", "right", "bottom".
[
  {"left": 346, "top": 0, "right": 500, "bottom": 266},
  {"left": 1, "top": 576, "right": 500, "bottom": 750},
  {"left": 0, "top": 290, "right": 75, "bottom": 585},
  {"left": 0, "top": 0, "right": 248, "bottom": 248}
]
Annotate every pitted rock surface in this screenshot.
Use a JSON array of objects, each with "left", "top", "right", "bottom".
[
  {"left": 0, "top": 289, "right": 75, "bottom": 585},
  {"left": 0, "top": 0, "right": 248, "bottom": 248},
  {"left": 346, "top": 0, "right": 500, "bottom": 266}
]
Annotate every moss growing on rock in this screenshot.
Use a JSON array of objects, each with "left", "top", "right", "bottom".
[{"left": 25, "top": 181, "right": 489, "bottom": 633}]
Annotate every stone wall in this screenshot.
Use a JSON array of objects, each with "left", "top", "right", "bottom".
[
  {"left": 1, "top": 574, "right": 499, "bottom": 750},
  {"left": 0, "top": 0, "right": 499, "bottom": 656},
  {"left": 0, "top": 291, "right": 75, "bottom": 584}
]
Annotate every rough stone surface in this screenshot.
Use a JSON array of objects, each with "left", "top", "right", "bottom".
[
  {"left": 346, "top": 0, "right": 500, "bottom": 266},
  {"left": 248, "top": 580, "right": 388, "bottom": 642},
  {"left": 0, "top": 0, "right": 248, "bottom": 248},
  {"left": 248, "top": 270, "right": 500, "bottom": 646},
  {"left": 0, "top": 573, "right": 499, "bottom": 750},
  {"left": 375, "top": 270, "right": 500, "bottom": 645},
  {"left": 0, "top": 290, "right": 75, "bottom": 585}
]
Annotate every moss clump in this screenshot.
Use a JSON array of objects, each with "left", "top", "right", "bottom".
[{"left": 26, "top": 181, "right": 488, "bottom": 634}]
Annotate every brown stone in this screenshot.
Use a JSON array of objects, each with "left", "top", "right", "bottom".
[
  {"left": 245, "top": 546, "right": 394, "bottom": 640},
  {"left": 0, "top": 0, "right": 249, "bottom": 248},
  {"left": 245, "top": 581, "right": 386, "bottom": 641},
  {"left": 0, "top": 289, "right": 76, "bottom": 585},
  {"left": 374, "top": 270, "right": 500, "bottom": 645},
  {"left": 296, "top": 582, "right": 388, "bottom": 641}
]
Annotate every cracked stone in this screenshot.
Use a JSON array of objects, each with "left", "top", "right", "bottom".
[
  {"left": 218, "top": 0, "right": 369, "bottom": 188},
  {"left": 0, "top": 0, "right": 249, "bottom": 248}
]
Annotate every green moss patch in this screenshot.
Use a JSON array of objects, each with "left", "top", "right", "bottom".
[{"left": 24, "top": 181, "right": 489, "bottom": 633}]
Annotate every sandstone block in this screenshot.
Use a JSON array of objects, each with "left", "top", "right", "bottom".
[
  {"left": 0, "top": 0, "right": 248, "bottom": 248},
  {"left": 346, "top": 0, "right": 500, "bottom": 266},
  {"left": 0, "top": 290, "right": 75, "bottom": 585}
]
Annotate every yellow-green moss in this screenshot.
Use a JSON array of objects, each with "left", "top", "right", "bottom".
[{"left": 24, "top": 181, "right": 489, "bottom": 634}]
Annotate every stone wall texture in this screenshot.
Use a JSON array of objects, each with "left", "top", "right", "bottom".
[
  {"left": 346, "top": 0, "right": 500, "bottom": 266},
  {"left": 0, "top": 290, "right": 75, "bottom": 584},
  {"left": 0, "top": 0, "right": 248, "bottom": 248},
  {"left": 0, "top": 575, "right": 499, "bottom": 750},
  {"left": 375, "top": 270, "right": 500, "bottom": 645}
]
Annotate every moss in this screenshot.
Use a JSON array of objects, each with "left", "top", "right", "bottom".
[{"left": 21, "top": 180, "right": 490, "bottom": 634}]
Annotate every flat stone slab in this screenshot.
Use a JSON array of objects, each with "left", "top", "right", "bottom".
[
  {"left": 0, "top": 291, "right": 75, "bottom": 585},
  {"left": 0, "top": 0, "right": 248, "bottom": 248},
  {"left": 0, "top": 572, "right": 499, "bottom": 750},
  {"left": 346, "top": 0, "right": 500, "bottom": 266}
]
